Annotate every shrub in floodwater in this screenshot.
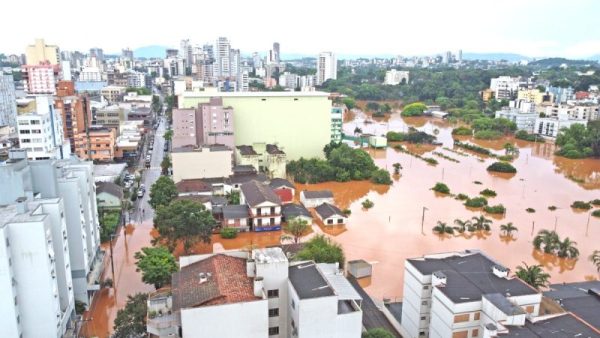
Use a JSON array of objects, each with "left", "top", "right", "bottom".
[
  {"left": 548, "top": 206, "right": 557, "bottom": 211},
  {"left": 484, "top": 204, "right": 506, "bottom": 214},
  {"left": 480, "top": 189, "right": 497, "bottom": 197},
  {"left": 571, "top": 201, "right": 592, "bottom": 210},
  {"left": 590, "top": 199, "right": 600, "bottom": 206},
  {"left": 455, "top": 193, "right": 469, "bottom": 201},
  {"left": 432, "top": 182, "right": 450, "bottom": 194},
  {"left": 362, "top": 199, "right": 374, "bottom": 209},
  {"left": 464, "top": 197, "right": 488, "bottom": 208},
  {"left": 592, "top": 210, "right": 600, "bottom": 218},
  {"left": 487, "top": 161, "right": 517, "bottom": 173},
  {"left": 526, "top": 208, "right": 536, "bottom": 213},
  {"left": 220, "top": 227, "right": 239, "bottom": 239}
]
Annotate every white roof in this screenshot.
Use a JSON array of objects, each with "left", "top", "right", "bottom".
[
  {"left": 93, "top": 163, "right": 127, "bottom": 182},
  {"left": 182, "top": 90, "right": 330, "bottom": 98},
  {"left": 317, "top": 263, "right": 362, "bottom": 301}
]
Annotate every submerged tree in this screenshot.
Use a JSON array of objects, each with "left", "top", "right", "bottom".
[
  {"left": 515, "top": 262, "right": 550, "bottom": 289},
  {"left": 433, "top": 221, "right": 454, "bottom": 235}
]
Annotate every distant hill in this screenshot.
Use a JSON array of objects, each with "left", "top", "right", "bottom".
[
  {"left": 462, "top": 53, "right": 531, "bottom": 62},
  {"left": 134, "top": 45, "right": 169, "bottom": 59},
  {"left": 528, "top": 58, "right": 597, "bottom": 67}
]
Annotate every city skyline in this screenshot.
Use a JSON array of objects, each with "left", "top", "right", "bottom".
[{"left": 2, "top": 0, "right": 599, "bottom": 59}]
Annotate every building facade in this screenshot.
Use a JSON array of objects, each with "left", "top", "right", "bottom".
[
  {"left": 25, "top": 39, "right": 60, "bottom": 65},
  {"left": 171, "top": 145, "right": 233, "bottom": 183},
  {"left": 316, "top": 52, "right": 337, "bottom": 85},
  {"left": 22, "top": 63, "right": 59, "bottom": 95},
  {"left": 331, "top": 107, "right": 343, "bottom": 143},
  {"left": 384, "top": 69, "right": 410, "bottom": 85},
  {"left": 55, "top": 81, "right": 92, "bottom": 154},
  {"left": 74, "top": 127, "right": 115, "bottom": 161}
]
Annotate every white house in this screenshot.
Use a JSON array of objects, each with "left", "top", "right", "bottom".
[
  {"left": 96, "top": 181, "right": 123, "bottom": 210},
  {"left": 315, "top": 203, "right": 347, "bottom": 226},
  {"left": 281, "top": 203, "right": 312, "bottom": 224},
  {"left": 300, "top": 190, "right": 334, "bottom": 208}
]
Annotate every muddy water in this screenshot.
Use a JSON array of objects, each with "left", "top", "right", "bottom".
[{"left": 334, "top": 112, "right": 600, "bottom": 300}]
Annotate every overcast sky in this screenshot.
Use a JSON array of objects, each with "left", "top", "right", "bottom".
[{"left": 2, "top": 0, "right": 599, "bottom": 58}]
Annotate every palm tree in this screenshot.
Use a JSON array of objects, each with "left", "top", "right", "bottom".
[
  {"left": 470, "top": 215, "right": 492, "bottom": 231},
  {"left": 590, "top": 250, "right": 600, "bottom": 272},
  {"left": 515, "top": 262, "right": 550, "bottom": 289},
  {"left": 453, "top": 219, "right": 471, "bottom": 233},
  {"left": 500, "top": 222, "right": 518, "bottom": 236},
  {"left": 533, "top": 230, "right": 560, "bottom": 254},
  {"left": 556, "top": 237, "right": 579, "bottom": 259},
  {"left": 433, "top": 221, "right": 454, "bottom": 235}
]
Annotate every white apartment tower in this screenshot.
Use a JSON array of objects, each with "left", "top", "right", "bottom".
[
  {"left": 0, "top": 74, "right": 18, "bottom": 129},
  {"left": 17, "top": 96, "right": 70, "bottom": 160},
  {"left": 215, "top": 37, "right": 232, "bottom": 79},
  {"left": 316, "top": 52, "right": 337, "bottom": 85}
]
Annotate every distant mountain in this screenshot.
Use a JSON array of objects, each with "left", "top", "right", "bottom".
[
  {"left": 528, "top": 57, "right": 597, "bottom": 67},
  {"left": 134, "top": 45, "right": 169, "bottom": 59},
  {"left": 588, "top": 54, "right": 600, "bottom": 61},
  {"left": 462, "top": 53, "right": 531, "bottom": 62}
]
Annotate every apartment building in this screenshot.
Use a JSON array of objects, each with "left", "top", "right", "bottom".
[
  {"left": 489, "top": 76, "right": 527, "bottom": 100},
  {"left": 74, "top": 127, "right": 116, "bottom": 161},
  {"left": 55, "top": 81, "right": 92, "bottom": 154},
  {"left": 235, "top": 144, "right": 287, "bottom": 179},
  {"left": 17, "top": 96, "right": 71, "bottom": 160},
  {"left": 25, "top": 38, "right": 60, "bottom": 66},
  {"left": 535, "top": 115, "right": 587, "bottom": 138},
  {"left": 146, "top": 247, "right": 362, "bottom": 338},
  {"left": 180, "top": 91, "right": 332, "bottom": 160},
  {"left": 93, "top": 104, "right": 126, "bottom": 128},
  {"left": 100, "top": 86, "right": 127, "bottom": 104},
  {"left": 171, "top": 144, "right": 233, "bottom": 182},
  {"left": 0, "top": 74, "right": 18, "bottom": 129},
  {"left": 0, "top": 150, "right": 102, "bottom": 306},
  {"left": 516, "top": 89, "right": 553, "bottom": 105},
  {"left": 384, "top": 69, "right": 410, "bottom": 85},
  {"left": 331, "top": 106, "right": 343, "bottom": 143},
  {"left": 316, "top": 52, "right": 337, "bottom": 85},
  {"left": 22, "top": 63, "right": 59, "bottom": 95}
]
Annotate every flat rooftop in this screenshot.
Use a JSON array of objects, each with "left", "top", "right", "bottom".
[
  {"left": 288, "top": 262, "right": 334, "bottom": 299},
  {"left": 252, "top": 247, "right": 288, "bottom": 264},
  {"left": 407, "top": 251, "right": 537, "bottom": 303},
  {"left": 182, "top": 91, "right": 330, "bottom": 98},
  {"left": 504, "top": 313, "right": 600, "bottom": 337},
  {"left": 544, "top": 281, "right": 600, "bottom": 330}
]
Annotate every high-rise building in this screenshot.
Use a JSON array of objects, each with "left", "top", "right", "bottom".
[
  {"left": 0, "top": 151, "right": 102, "bottom": 306},
  {"left": 54, "top": 81, "right": 92, "bottom": 155},
  {"left": 0, "top": 74, "right": 18, "bottom": 129},
  {"left": 21, "top": 63, "right": 60, "bottom": 94},
  {"left": 122, "top": 48, "right": 134, "bottom": 61},
  {"left": 215, "top": 37, "right": 232, "bottom": 79},
  {"left": 172, "top": 97, "right": 235, "bottom": 149},
  {"left": 180, "top": 39, "right": 193, "bottom": 68},
  {"left": 89, "top": 48, "right": 104, "bottom": 62},
  {"left": 273, "top": 42, "right": 280, "bottom": 63},
  {"left": 25, "top": 39, "right": 60, "bottom": 66},
  {"left": 316, "top": 52, "right": 337, "bottom": 85},
  {"left": 458, "top": 49, "right": 463, "bottom": 63},
  {"left": 17, "top": 96, "right": 70, "bottom": 160}
]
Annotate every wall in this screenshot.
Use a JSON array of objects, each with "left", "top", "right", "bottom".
[
  {"left": 335, "top": 308, "right": 362, "bottom": 338},
  {"left": 180, "top": 299, "right": 268, "bottom": 338},
  {"left": 0, "top": 227, "right": 20, "bottom": 337},
  {"left": 401, "top": 263, "right": 432, "bottom": 338},
  {"left": 181, "top": 93, "right": 331, "bottom": 160},
  {"left": 300, "top": 195, "right": 334, "bottom": 208},
  {"left": 255, "top": 255, "right": 289, "bottom": 337},
  {"left": 172, "top": 148, "right": 233, "bottom": 183},
  {"left": 297, "top": 295, "right": 338, "bottom": 338},
  {"left": 322, "top": 214, "right": 346, "bottom": 226}
]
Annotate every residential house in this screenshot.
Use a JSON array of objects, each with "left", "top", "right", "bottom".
[
  {"left": 300, "top": 190, "right": 334, "bottom": 208},
  {"left": 281, "top": 203, "right": 312, "bottom": 224},
  {"left": 235, "top": 144, "right": 288, "bottom": 178},
  {"left": 240, "top": 180, "right": 282, "bottom": 231},
  {"left": 269, "top": 178, "right": 295, "bottom": 204},
  {"left": 315, "top": 203, "right": 346, "bottom": 226},
  {"left": 220, "top": 205, "right": 250, "bottom": 232},
  {"left": 236, "top": 145, "right": 261, "bottom": 170},
  {"left": 175, "top": 179, "right": 214, "bottom": 197},
  {"left": 228, "top": 165, "right": 268, "bottom": 191},
  {"left": 95, "top": 181, "right": 123, "bottom": 210}
]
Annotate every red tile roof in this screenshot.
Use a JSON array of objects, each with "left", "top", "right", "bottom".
[
  {"left": 274, "top": 188, "right": 293, "bottom": 203},
  {"left": 175, "top": 179, "right": 212, "bottom": 194},
  {"left": 172, "top": 254, "right": 259, "bottom": 311}
]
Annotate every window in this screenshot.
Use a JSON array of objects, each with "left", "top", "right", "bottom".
[
  {"left": 423, "top": 285, "right": 430, "bottom": 290},
  {"left": 337, "top": 218, "right": 343, "bottom": 224},
  {"left": 269, "top": 327, "right": 279, "bottom": 335},
  {"left": 327, "top": 219, "right": 333, "bottom": 225},
  {"left": 267, "top": 289, "right": 279, "bottom": 298},
  {"left": 419, "top": 332, "right": 425, "bottom": 337},
  {"left": 269, "top": 308, "right": 279, "bottom": 317},
  {"left": 420, "top": 316, "right": 426, "bottom": 320},
  {"left": 421, "top": 300, "right": 427, "bottom": 305},
  {"left": 291, "top": 299, "right": 295, "bottom": 309},
  {"left": 472, "top": 329, "right": 479, "bottom": 337},
  {"left": 452, "top": 331, "right": 468, "bottom": 338},
  {"left": 474, "top": 312, "right": 480, "bottom": 320},
  {"left": 454, "top": 314, "right": 470, "bottom": 323}
]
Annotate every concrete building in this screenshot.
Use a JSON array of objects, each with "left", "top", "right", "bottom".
[
  {"left": 315, "top": 202, "right": 346, "bottom": 226},
  {"left": 300, "top": 190, "right": 334, "bottom": 208},
  {"left": 172, "top": 108, "right": 198, "bottom": 148},
  {"left": 197, "top": 97, "right": 235, "bottom": 148},
  {"left": 215, "top": 37, "right": 233, "bottom": 79},
  {"left": 96, "top": 181, "right": 123, "bottom": 210},
  {"left": 146, "top": 247, "right": 362, "bottom": 338},
  {"left": 22, "top": 63, "right": 59, "bottom": 95},
  {"left": 495, "top": 101, "right": 538, "bottom": 133},
  {"left": 543, "top": 104, "right": 600, "bottom": 121},
  {"left": 25, "top": 38, "right": 60, "bottom": 65},
  {"left": 0, "top": 199, "right": 74, "bottom": 338},
  {"left": 535, "top": 115, "right": 587, "bottom": 138},
  {"left": 489, "top": 76, "right": 523, "bottom": 100},
  {"left": 316, "top": 52, "right": 337, "bottom": 85},
  {"left": 384, "top": 69, "right": 410, "bottom": 85},
  {"left": 55, "top": 81, "right": 92, "bottom": 154},
  {"left": 240, "top": 180, "right": 282, "bottom": 231},
  {"left": 171, "top": 145, "right": 233, "bottom": 183},
  {"left": 0, "top": 74, "right": 18, "bottom": 129},
  {"left": 517, "top": 89, "right": 553, "bottom": 105},
  {"left": 547, "top": 86, "right": 574, "bottom": 104},
  {"left": 180, "top": 91, "right": 332, "bottom": 160},
  {"left": 0, "top": 151, "right": 102, "bottom": 306},
  {"left": 544, "top": 281, "right": 600, "bottom": 331},
  {"left": 235, "top": 144, "right": 286, "bottom": 179},
  {"left": 331, "top": 106, "right": 344, "bottom": 143},
  {"left": 101, "top": 86, "right": 127, "bottom": 104},
  {"left": 93, "top": 103, "right": 126, "bottom": 128},
  {"left": 400, "top": 250, "right": 542, "bottom": 338},
  {"left": 17, "top": 96, "right": 70, "bottom": 160},
  {"left": 74, "top": 127, "right": 115, "bottom": 161}
]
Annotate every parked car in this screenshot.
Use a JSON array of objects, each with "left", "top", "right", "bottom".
[
  {"left": 124, "top": 181, "right": 132, "bottom": 189},
  {"left": 137, "top": 189, "right": 144, "bottom": 198},
  {"left": 140, "top": 184, "right": 146, "bottom": 192}
]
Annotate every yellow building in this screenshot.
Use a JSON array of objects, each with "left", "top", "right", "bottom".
[
  {"left": 172, "top": 145, "right": 233, "bottom": 182},
  {"left": 180, "top": 91, "right": 331, "bottom": 160},
  {"left": 481, "top": 89, "right": 495, "bottom": 102},
  {"left": 25, "top": 39, "right": 60, "bottom": 65},
  {"left": 517, "top": 89, "right": 554, "bottom": 105}
]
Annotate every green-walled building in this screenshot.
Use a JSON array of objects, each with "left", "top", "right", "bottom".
[{"left": 179, "top": 90, "right": 332, "bottom": 160}]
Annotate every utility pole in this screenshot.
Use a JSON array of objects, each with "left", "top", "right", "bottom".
[
  {"left": 421, "top": 207, "right": 428, "bottom": 234},
  {"left": 109, "top": 234, "right": 116, "bottom": 287}
]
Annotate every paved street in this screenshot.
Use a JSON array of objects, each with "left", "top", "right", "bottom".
[{"left": 81, "top": 117, "right": 167, "bottom": 338}]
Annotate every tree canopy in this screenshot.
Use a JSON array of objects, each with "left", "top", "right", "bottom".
[
  {"left": 154, "top": 199, "right": 215, "bottom": 253},
  {"left": 401, "top": 102, "right": 427, "bottom": 116},
  {"left": 149, "top": 176, "right": 178, "bottom": 210},
  {"left": 134, "top": 246, "right": 178, "bottom": 289},
  {"left": 283, "top": 217, "right": 310, "bottom": 243},
  {"left": 362, "top": 328, "right": 395, "bottom": 338},
  {"left": 296, "top": 234, "right": 345, "bottom": 268},
  {"left": 555, "top": 122, "right": 600, "bottom": 158},
  {"left": 113, "top": 293, "right": 148, "bottom": 338}
]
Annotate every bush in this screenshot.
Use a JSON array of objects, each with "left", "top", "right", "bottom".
[
  {"left": 75, "top": 300, "right": 87, "bottom": 315},
  {"left": 362, "top": 199, "right": 374, "bottom": 209},
  {"left": 548, "top": 205, "right": 557, "bottom": 211},
  {"left": 451, "top": 126, "right": 473, "bottom": 136},
  {"left": 480, "top": 189, "right": 497, "bottom": 197},
  {"left": 592, "top": 210, "right": 600, "bottom": 218},
  {"left": 487, "top": 162, "right": 517, "bottom": 173},
  {"left": 454, "top": 140, "right": 493, "bottom": 156},
  {"left": 516, "top": 130, "right": 544, "bottom": 143},
  {"left": 464, "top": 197, "right": 488, "bottom": 208},
  {"left": 590, "top": 199, "right": 600, "bottom": 206},
  {"left": 386, "top": 129, "right": 436, "bottom": 144},
  {"left": 100, "top": 211, "right": 121, "bottom": 243},
  {"left": 432, "top": 182, "right": 450, "bottom": 194},
  {"left": 526, "top": 208, "right": 536, "bottom": 213},
  {"left": 571, "top": 201, "right": 592, "bottom": 210},
  {"left": 342, "top": 209, "right": 352, "bottom": 215},
  {"left": 423, "top": 157, "right": 438, "bottom": 165},
  {"left": 484, "top": 204, "right": 506, "bottom": 214},
  {"left": 474, "top": 130, "right": 503, "bottom": 140},
  {"left": 220, "top": 227, "right": 239, "bottom": 239},
  {"left": 455, "top": 193, "right": 469, "bottom": 200},
  {"left": 498, "top": 155, "right": 514, "bottom": 161},
  {"left": 370, "top": 169, "right": 392, "bottom": 185},
  {"left": 401, "top": 102, "right": 427, "bottom": 116}
]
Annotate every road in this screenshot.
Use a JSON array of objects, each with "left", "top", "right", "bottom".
[{"left": 81, "top": 116, "right": 167, "bottom": 338}]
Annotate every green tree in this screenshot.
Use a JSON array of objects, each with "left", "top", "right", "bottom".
[
  {"left": 433, "top": 221, "right": 454, "bottom": 235},
  {"left": 163, "top": 129, "right": 173, "bottom": 142},
  {"left": 590, "top": 250, "right": 600, "bottom": 272},
  {"left": 134, "top": 247, "right": 178, "bottom": 289},
  {"left": 226, "top": 190, "right": 240, "bottom": 205},
  {"left": 362, "top": 328, "right": 395, "bottom": 338},
  {"left": 366, "top": 102, "right": 380, "bottom": 111},
  {"left": 470, "top": 215, "right": 492, "bottom": 231},
  {"left": 149, "top": 176, "right": 178, "bottom": 210},
  {"left": 401, "top": 102, "right": 427, "bottom": 116},
  {"left": 154, "top": 199, "right": 215, "bottom": 253},
  {"left": 283, "top": 217, "right": 310, "bottom": 243},
  {"left": 533, "top": 230, "right": 560, "bottom": 254},
  {"left": 113, "top": 293, "right": 148, "bottom": 337},
  {"left": 296, "top": 234, "right": 345, "bottom": 268},
  {"left": 556, "top": 237, "right": 579, "bottom": 258},
  {"left": 500, "top": 222, "right": 518, "bottom": 236},
  {"left": 453, "top": 219, "right": 471, "bottom": 233},
  {"left": 342, "top": 97, "right": 356, "bottom": 109},
  {"left": 515, "top": 262, "right": 550, "bottom": 289},
  {"left": 160, "top": 155, "right": 171, "bottom": 175}
]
